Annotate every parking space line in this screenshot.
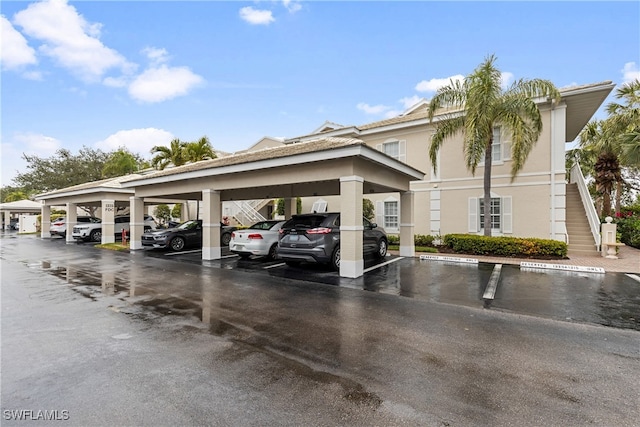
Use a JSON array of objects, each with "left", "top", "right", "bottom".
[
  {"left": 364, "top": 257, "right": 404, "bottom": 273},
  {"left": 483, "top": 264, "right": 502, "bottom": 300},
  {"left": 263, "top": 262, "right": 286, "bottom": 269},
  {"left": 165, "top": 249, "right": 202, "bottom": 256},
  {"left": 626, "top": 274, "right": 640, "bottom": 283}
]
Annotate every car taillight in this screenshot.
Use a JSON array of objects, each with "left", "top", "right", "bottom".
[
  {"left": 307, "top": 227, "right": 332, "bottom": 234},
  {"left": 53, "top": 222, "right": 64, "bottom": 226},
  {"left": 248, "top": 234, "right": 263, "bottom": 239},
  {"left": 279, "top": 229, "right": 285, "bottom": 234},
  {"left": 231, "top": 232, "right": 236, "bottom": 238}
]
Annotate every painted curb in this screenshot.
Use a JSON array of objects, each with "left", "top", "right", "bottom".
[
  {"left": 520, "top": 261, "right": 605, "bottom": 274},
  {"left": 419, "top": 254, "right": 479, "bottom": 264}
]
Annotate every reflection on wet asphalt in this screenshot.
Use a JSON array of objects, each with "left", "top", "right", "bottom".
[{"left": 12, "top": 235, "right": 639, "bottom": 331}]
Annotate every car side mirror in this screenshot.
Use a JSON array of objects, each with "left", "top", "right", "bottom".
[{"left": 370, "top": 223, "right": 378, "bottom": 229}]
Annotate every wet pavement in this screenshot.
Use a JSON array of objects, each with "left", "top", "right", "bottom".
[{"left": 2, "top": 232, "right": 640, "bottom": 426}]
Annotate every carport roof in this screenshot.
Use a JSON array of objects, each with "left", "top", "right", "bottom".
[
  {"left": 0, "top": 199, "right": 42, "bottom": 212},
  {"left": 121, "top": 137, "right": 424, "bottom": 186},
  {"left": 35, "top": 174, "right": 141, "bottom": 201}
]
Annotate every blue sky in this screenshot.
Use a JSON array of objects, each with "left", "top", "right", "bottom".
[{"left": 1, "top": 0, "right": 639, "bottom": 186}]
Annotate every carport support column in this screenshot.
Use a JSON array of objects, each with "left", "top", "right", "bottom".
[
  {"left": 129, "top": 196, "right": 145, "bottom": 250},
  {"left": 4, "top": 211, "right": 11, "bottom": 231},
  {"left": 181, "top": 202, "right": 189, "bottom": 222},
  {"left": 101, "top": 199, "right": 116, "bottom": 244},
  {"left": 202, "top": 189, "right": 222, "bottom": 260},
  {"left": 66, "top": 203, "right": 77, "bottom": 243},
  {"left": 340, "top": 175, "right": 364, "bottom": 278},
  {"left": 284, "top": 198, "right": 297, "bottom": 218},
  {"left": 40, "top": 205, "right": 51, "bottom": 238},
  {"left": 399, "top": 191, "right": 415, "bottom": 257}
]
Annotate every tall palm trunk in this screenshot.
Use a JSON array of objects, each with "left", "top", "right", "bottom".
[{"left": 483, "top": 140, "right": 493, "bottom": 236}]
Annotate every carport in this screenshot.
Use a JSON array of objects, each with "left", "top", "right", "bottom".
[
  {"left": 1, "top": 199, "right": 42, "bottom": 230},
  {"left": 121, "top": 137, "right": 424, "bottom": 278},
  {"left": 35, "top": 175, "right": 183, "bottom": 244}
]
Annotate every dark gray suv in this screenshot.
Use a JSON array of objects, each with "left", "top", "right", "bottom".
[{"left": 277, "top": 212, "right": 387, "bottom": 270}]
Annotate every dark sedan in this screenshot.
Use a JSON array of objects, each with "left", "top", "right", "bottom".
[{"left": 141, "top": 220, "right": 236, "bottom": 251}]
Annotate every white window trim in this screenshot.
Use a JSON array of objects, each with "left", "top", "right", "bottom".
[
  {"left": 376, "top": 138, "right": 406, "bottom": 163},
  {"left": 468, "top": 193, "right": 512, "bottom": 235},
  {"left": 479, "top": 126, "right": 511, "bottom": 166}
]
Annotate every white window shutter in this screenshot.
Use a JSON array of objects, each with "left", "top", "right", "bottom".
[
  {"left": 375, "top": 201, "right": 384, "bottom": 227},
  {"left": 468, "top": 197, "right": 478, "bottom": 232},
  {"left": 503, "top": 141, "right": 511, "bottom": 160},
  {"left": 398, "top": 140, "right": 406, "bottom": 162},
  {"left": 502, "top": 196, "right": 512, "bottom": 233},
  {"left": 376, "top": 143, "right": 382, "bottom": 152}
]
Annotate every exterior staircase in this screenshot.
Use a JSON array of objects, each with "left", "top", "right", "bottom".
[{"left": 565, "top": 183, "right": 599, "bottom": 256}]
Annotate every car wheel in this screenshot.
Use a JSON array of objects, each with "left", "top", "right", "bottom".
[
  {"left": 267, "top": 243, "right": 278, "bottom": 260},
  {"left": 170, "top": 236, "right": 186, "bottom": 251},
  {"left": 221, "top": 232, "right": 231, "bottom": 246},
  {"left": 89, "top": 229, "right": 101, "bottom": 242},
  {"left": 331, "top": 246, "right": 340, "bottom": 271},
  {"left": 377, "top": 238, "right": 388, "bottom": 259}
]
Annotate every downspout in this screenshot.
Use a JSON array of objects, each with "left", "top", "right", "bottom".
[{"left": 550, "top": 99, "right": 556, "bottom": 241}]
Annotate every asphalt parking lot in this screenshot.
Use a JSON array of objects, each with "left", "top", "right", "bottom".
[
  {"left": 138, "top": 243, "right": 640, "bottom": 331},
  {"left": 2, "top": 233, "right": 640, "bottom": 426}
]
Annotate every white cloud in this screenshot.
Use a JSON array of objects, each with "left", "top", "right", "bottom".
[
  {"left": 400, "top": 95, "right": 423, "bottom": 110},
  {"left": 282, "top": 0, "right": 302, "bottom": 13},
  {"left": 622, "top": 62, "right": 640, "bottom": 83},
  {"left": 142, "top": 47, "right": 170, "bottom": 66},
  {"left": 415, "top": 74, "right": 464, "bottom": 93},
  {"left": 128, "top": 65, "right": 204, "bottom": 103},
  {"left": 1, "top": 15, "right": 37, "bottom": 70},
  {"left": 13, "top": 0, "right": 132, "bottom": 82},
  {"left": 357, "top": 102, "right": 392, "bottom": 115},
  {"left": 239, "top": 7, "right": 275, "bottom": 25},
  {"left": 501, "top": 72, "right": 514, "bottom": 89},
  {"left": 97, "top": 128, "right": 175, "bottom": 156}
]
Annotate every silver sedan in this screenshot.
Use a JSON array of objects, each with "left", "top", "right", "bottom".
[{"left": 229, "top": 220, "right": 285, "bottom": 260}]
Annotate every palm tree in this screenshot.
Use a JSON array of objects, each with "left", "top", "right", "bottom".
[
  {"left": 185, "top": 136, "right": 216, "bottom": 163},
  {"left": 606, "top": 79, "right": 640, "bottom": 167},
  {"left": 578, "top": 120, "right": 623, "bottom": 216},
  {"left": 151, "top": 139, "right": 187, "bottom": 170},
  {"left": 427, "top": 54, "right": 560, "bottom": 236}
]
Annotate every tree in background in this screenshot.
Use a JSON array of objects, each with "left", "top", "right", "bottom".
[
  {"left": 276, "top": 198, "right": 302, "bottom": 216},
  {"left": 151, "top": 139, "right": 188, "bottom": 170},
  {"left": 154, "top": 204, "right": 171, "bottom": 225},
  {"left": 606, "top": 79, "right": 640, "bottom": 166},
  {"left": 102, "top": 148, "right": 148, "bottom": 178},
  {"left": 14, "top": 147, "right": 110, "bottom": 194},
  {"left": 170, "top": 204, "right": 182, "bottom": 221},
  {"left": 185, "top": 136, "right": 217, "bottom": 163},
  {"left": 1, "top": 186, "right": 30, "bottom": 202},
  {"left": 363, "top": 198, "right": 375, "bottom": 221},
  {"left": 427, "top": 54, "right": 560, "bottom": 236}
]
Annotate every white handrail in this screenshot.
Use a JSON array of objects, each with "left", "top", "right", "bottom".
[{"left": 570, "top": 163, "right": 601, "bottom": 250}]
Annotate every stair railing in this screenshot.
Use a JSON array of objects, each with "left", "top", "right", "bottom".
[{"left": 569, "top": 163, "right": 601, "bottom": 251}]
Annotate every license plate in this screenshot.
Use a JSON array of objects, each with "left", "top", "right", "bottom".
[{"left": 289, "top": 235, "right": 299, "bottom": 242}]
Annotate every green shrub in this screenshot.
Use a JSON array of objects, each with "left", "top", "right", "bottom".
[
  {"left": 614, "top": 211, "right": 640, "bottom": 249},
  {"left": 442, "top": 234, "right": 568, "bottom": 258},
  {"left": 385, "top": 234, "right": 434, "bottom": 247}
]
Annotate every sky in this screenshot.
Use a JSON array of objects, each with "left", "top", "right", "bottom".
[{"left": 1, "top": 0, "right": 639, "bottom": 187}]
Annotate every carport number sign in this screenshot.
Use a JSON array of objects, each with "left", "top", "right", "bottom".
[{"left": 104, "top": 203, "right": 114, "bottom": 212}]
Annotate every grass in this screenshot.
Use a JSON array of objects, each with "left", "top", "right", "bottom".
[
  {"left": 388, "top": 245, "right": 438, "bottom": 253},
  {"left": 96, "top": 242, "right": 130, "bottom": 251}
]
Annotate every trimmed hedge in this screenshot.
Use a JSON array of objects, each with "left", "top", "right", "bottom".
[
  {"left": 443, "top": 234, "right": 568, "bottom": 258},
  {"left": 386, "top": 234, "right": 434, "bottom": 246}
]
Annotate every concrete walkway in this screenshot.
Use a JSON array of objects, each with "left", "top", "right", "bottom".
[{"left": 397, "top": 245, "right": 640, "bottom": 274}]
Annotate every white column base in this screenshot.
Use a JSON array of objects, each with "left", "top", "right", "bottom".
[
  {"left": 399, "top": 245, "right": 415, "bottom": 257},
  {"left": 103, "top": 235, "right": 115, "bottom": 244},
  {"left": 41, "top": 232, "right": 51, "bottom": 238},
  {"left": 340, "top": 259, "right": 363, "bottom": 278},
  {"left": 202, "top": 246, "right": 222, "bottom": 260},
  {"left": 129, "top": 241, "right": 143, "bottom": 250}
]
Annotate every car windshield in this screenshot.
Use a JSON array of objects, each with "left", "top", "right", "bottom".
[
  {"left": 177, "top": 220, "right": 200, "bottom": 230},
  {"left": 249, "top": 221, "right": 279, "bottom": 230}
]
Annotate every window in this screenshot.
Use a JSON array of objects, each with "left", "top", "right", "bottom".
[
  {"left": 376, "top": 139, "right": 406, "bottom": 162},
  {"left": 384, "top": 201, "right": 398, "bottom": 229},
  {"left": 468, "top": 195, "right": 512, "bottom": 234},
  {"left": 479, "top": 198, "right": 501, "bottom": 230},
  {"left": 480, "top": 127, "right": 511, "bottom": 164},
  {"left": 311, "top": 199, "right": 327, "bottom": 213}
]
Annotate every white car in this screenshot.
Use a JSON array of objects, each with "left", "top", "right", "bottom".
[
  {"left": 229, "top": 220, "right": 285, "bottom": 260},
  {"left": 72, "top": 215, "right": 157, "bottom": 242},
  {"left": 50, "top": 216, "right": 101, "bottom": 238}
]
